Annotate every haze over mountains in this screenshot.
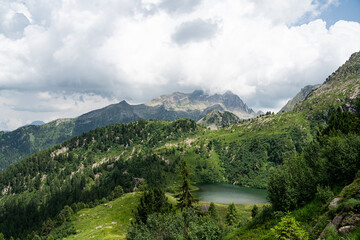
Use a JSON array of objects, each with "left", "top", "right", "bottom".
[
  {"left": 0, "top": 51, "right": 359, "bottom": 239},
  {"left": 146, "top": 90, "right": 255, "bottom": 117},
  {"left": 278, "top": 84, "right": 321, "bottom": 113},
  {"left": 0, "top": 90, "right": 255, "bottom": 171}
]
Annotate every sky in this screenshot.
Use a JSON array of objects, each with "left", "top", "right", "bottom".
[{"left": 1, "top": 0, "right": 360, "bottom": 131}]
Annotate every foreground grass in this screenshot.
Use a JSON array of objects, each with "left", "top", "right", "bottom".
[
  {"left": 60, "top": 191, "right": 268, "bottom": 240},
  {"left": 64, "top": 193, "right": 140, "bottom": 240}
]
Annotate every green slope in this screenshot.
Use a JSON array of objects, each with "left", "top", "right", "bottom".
[
  {"left": 294, "top": 51, "right": 360, "bottom": 120},
  {"left": 64, "top": 193, "right": 140, "bottom": 240},
  {"left": 0, "top": 91, "right": 254, "bottom": 171},
  {"left": 279, "top": 84, "right": 321, "bottom": 113},
  {"left": 0, "top": 115, "right": 309, "bottom": 238},
  {"left": 58, "top": 192, "right": 267, "bottom": 240},
  {"left": 0, "top": 51, "right": 359, "bottom": 239}
]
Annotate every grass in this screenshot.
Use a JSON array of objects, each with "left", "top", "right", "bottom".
[
  {"left": 59, "top": 191, "right": 269, "bottom": 240},
  {"left": 63, "top": 193, "right": 140, "bottom": 240}
]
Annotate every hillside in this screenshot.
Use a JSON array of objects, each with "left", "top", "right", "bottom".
[
  {"left": 197, "top": 110, "right": 240, "bottom": 130},
  {"left": 0, "top": 112, "right": 310, "bottom": 238},
  {"left": 279, "top": 84, "right": 321, "bottom": 113},
  {"left": 0, "top": 91, "right": 255, "bottom": 171},
  {"left": 294, "top": 51, "right": 360, "bottom": 119},
  {"left": 0, "top": 52, "right": 359, "bottom": 239}
]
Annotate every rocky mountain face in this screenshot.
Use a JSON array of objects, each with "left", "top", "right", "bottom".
[
  {"left": 146, "top": 90, "right": 255, "bottom": 117},
  {"left": 279, "top": 84, "right": 321, "bottom": 113},
  {"left": 197, "top": 110, "right": 240, "bottom": 130},
  {"left": 294, "top": 51, "right": 360, "bottom": 119},
  {"left": 0, "top": 91, "right": 256, "bottom": 171}
]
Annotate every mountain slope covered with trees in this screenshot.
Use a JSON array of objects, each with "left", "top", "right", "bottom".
[
  {"left": 0, "top": 91, "right": 255, "bottom": 171},
  {"left": 0, "top": 51, "right": 359, "bottom": 239}
]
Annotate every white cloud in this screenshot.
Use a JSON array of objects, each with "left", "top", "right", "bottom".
[{"left": 0, "top": 0, "right": 359, "bottom": 130}]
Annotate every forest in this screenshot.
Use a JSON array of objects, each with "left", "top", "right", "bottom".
[{"left": 0, "top": 88, "right": 359, "bottom": 240}]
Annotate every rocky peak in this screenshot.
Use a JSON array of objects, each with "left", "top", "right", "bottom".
[
  {"left": 146, "top": 90, "right": 255, "bottom": 115},
  {"left": 279, "top": 84, "right": 321, "bottom": 113},
  {"left": 326, "top": 51, "right": 360, "bottom": 83},
  {"left": 118, "top": 100, "right": 130, "bottom": 106}
]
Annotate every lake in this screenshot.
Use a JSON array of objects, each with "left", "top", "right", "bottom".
[{"left": 194, "top": 183, "right": 268, "bottom": 204}]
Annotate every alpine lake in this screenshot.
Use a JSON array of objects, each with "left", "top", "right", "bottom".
[{"left": 194, "top": 183, "right": 268, "bottom": 204}]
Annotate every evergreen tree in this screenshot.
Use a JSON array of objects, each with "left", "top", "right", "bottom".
[
  {"left": 134, "top": 188, "right": 171, "bottom": 224},
  {"left": 208, "top": 202, "right": 220, "bottom": 221},
  {"left": 225, "top": 203, "right": 239, "bottom": 225},
  {"left": 41, "top": 218, "right": 54, "bottom": 236},
  {"left": 176, "top": 160, "right": 198, "bottom": 211},
  {"left": 251, "top": 205, "right": 259, "bottom": 218}
]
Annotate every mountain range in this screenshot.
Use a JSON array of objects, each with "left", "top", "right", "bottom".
[
  {"left": 0, "top": 90, "right": 255, "bottom": 171},
  {"left": 146, "top": 90, "right": 255, "bottom": 116},
  {"left": 0, "top": 51, "right": 359, "bottom": 239}
]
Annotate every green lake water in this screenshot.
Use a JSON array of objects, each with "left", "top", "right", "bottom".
[{"left": 194, "top": 183, "right": 268, "bottom": 204}]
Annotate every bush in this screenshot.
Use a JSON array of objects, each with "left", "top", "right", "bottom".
[
  {"left": 269, "top": 214, "right": 308, "bottom": 240},
  {"left": 251, "top": 205, "right": 274, "bottom": 227},
  {"left": 226, "top": 203, "right": 239, "bottom": 226},
  {"left": 127, "top": 208, "right": 225, "bottom": 240},
  {"left": 315, "top": 185, "right": 334, "bottom": 203},
  {"left": 251, "top": 205, "right": 259, "bottom": 218}
]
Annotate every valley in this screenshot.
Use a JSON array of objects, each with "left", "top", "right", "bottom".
[{"left": 0, "top": 51, "right": 359, "bottom": 239}]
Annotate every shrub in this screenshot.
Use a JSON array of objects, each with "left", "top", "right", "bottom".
[
  {"left": 315, "top": 185, "right": 334, "bottom": 203},
  {"left": 269, "top": 214, "right": 308, "bottom": 240}
]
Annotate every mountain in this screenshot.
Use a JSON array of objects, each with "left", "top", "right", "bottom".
[
  {"left": 146, "top": 90, "right": 255, "bottom": 117},
  {"left": 279, "top": 84, "right": 321, "bottom": 113},
  {"left": 197, "top": 109, "right": 240, "bottom": 130},
  {"left": 28, "top": 121, "right": 45, "bottom": 126},
  {"left": 0, "top": 91, "right": 255, "bottom": 171},
  {"left": 0, "top": 51, "right": 360, "bottom": 239},
  {"left": 0, "top": 115, "right": 310, "bottom": 238},
  {"left": 294, "top": 51, "right": 360, "bottom": 119}
]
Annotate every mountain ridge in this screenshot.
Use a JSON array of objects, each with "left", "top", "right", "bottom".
[
  {"left": 197, "top": 109, "right": 240, "bottom": 130},
  {"left": 0, "top": 51, "right": 360, "bottom": 239},
  {"left": 146, "top": 90, "right": 255, "bottom": 117},
  {"left": 294, "top": 51, "right": 360, "bottom": 119},
  {"left": 0, "top": 90, "right": 255, "bottom": 171},
  {"left": 279, "top": 84, "right": 321, "bottom": 113}
]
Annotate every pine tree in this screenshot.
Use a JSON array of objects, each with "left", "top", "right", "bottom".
[
  {"left": 176, "top": 160, "right": 198, "bottom": 211},
  {"left": 226, "top": 203, "right": 239, "bottom": 225},
  {"left": 134, "top": 188, "right": 171, "bottom": 224},
  {"left": 251, "top": 205, "right": 259, "bottom": 218},
  {"left": 208, "top": 202, "right": 220, "bottom": 221}
]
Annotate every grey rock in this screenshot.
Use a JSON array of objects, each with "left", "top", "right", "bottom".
[
  {"left": 332, "top": 215, "right": 344, "bottom": 227},
  {"left": 329, "top": 197, "right": 341, "bottom": 209},
  {"left": 338, "top": 225, "right": 354, "bottom": 234},
  {"left": 279, "top": 84, "right": 321, "bottom": 113}
]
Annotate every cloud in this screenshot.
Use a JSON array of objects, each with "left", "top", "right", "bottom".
[
  {"left": 172, "top": 19, "right": 219, "bottom": 45},
  {"left": 0, "top": 0, "right": 360, "bottom": 130},
  {"left": 159, "top": 0, "right": 202, "bottom": 14}
]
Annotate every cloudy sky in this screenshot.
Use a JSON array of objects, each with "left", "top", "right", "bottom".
[{"left": 1, "top": 0, "right": 360, "bottom": 131}]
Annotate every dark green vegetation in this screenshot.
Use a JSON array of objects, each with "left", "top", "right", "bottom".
[
  {"left": 0, "top": 113, "right": 306, "bottom": 239},
  {"left": 0, "top": 51, "right": 359, "bottom": 239},
  {"left": 0, "top": 91, "right": 254, "bottom": 171},
  {"left": 227, "top": 101, "right": 360, "bottom": 239}
]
